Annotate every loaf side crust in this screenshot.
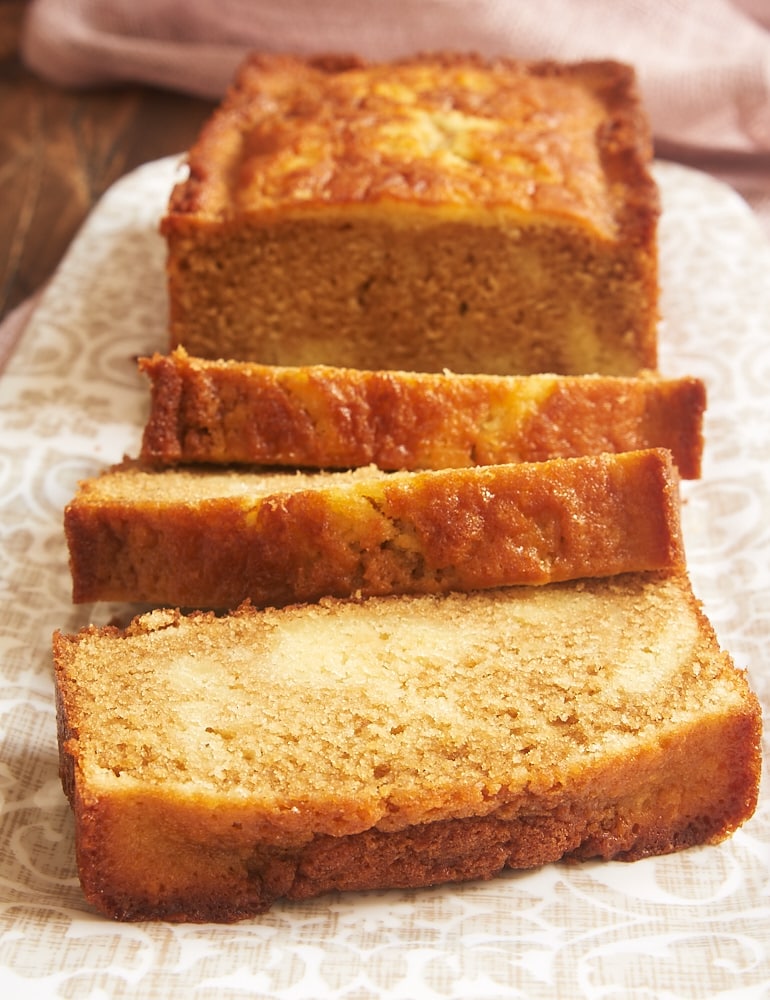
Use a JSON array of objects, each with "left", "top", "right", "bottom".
[
  {"left": 53, "top": 574, "right": 762, "bottom": 922},
  {"left": 64, "top": 450, "right": 684, "bottom": 607},
  {"left": 139, "top": 349, "right": 705, "bottom": 477}
]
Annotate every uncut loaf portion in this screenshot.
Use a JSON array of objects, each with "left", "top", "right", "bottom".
[
  {"left": 53, "top": 572, "right": 762, "bottom": 923},
  {"left": 139, "top": 349, "right": 705, "bottom": 477},
  {"left": 64, "top": 449, "right": 684, "bottom": 609},
  {"left": 161, "top": 52, "right": 659, "bottom": 375}
]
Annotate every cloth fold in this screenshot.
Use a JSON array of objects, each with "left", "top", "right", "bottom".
[
  {"left": 0, "top": 292, "right": 42, "bottom": 374},
  {"left": 21, "top": 0, "right": 770, "bottom": 160}
]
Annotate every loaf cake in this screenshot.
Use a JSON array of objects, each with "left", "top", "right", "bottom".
[
  {"left": 53, "top": 572, "right": 761, "bottom": 922},
  {"left": 161, "top": 53, "right": 660, "bottom": 375},
  {"left": 139, "top": 349, "right": 705, "bottom": 477},
  {"left": 64, "top": 449, "right": 684, "bottom": 608}
]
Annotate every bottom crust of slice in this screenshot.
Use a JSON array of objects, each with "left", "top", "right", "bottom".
[{"left": 69, "top": 700, "right": 759, "bottom": 923}]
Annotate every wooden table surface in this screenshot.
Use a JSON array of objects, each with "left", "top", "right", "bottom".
[{"left": 0, "top": 0, "right": 216, "bottom": 326}]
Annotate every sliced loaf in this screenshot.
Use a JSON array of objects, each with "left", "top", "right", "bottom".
[
  {"left": 139, "top": 349, "right": 705, "bottom": 477},
  {"left": 65, "top": 449, "right": 684, "bottom": 608},
  {"left": 53, "top": 572, "right": 761, "bottom": 922}
]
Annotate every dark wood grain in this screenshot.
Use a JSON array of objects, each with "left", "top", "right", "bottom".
[{"left": 0, "top": 0, "right": 216, "bottom": 323}]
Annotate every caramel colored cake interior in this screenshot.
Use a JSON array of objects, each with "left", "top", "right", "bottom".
[
  {"left": 54, "top": 574, "right": 761, "bottom": 922},
  {"left": 162, "top": 53, "right": 659, "bottom": 374}
]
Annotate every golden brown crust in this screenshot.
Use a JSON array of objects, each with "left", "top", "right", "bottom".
[
  {"left": 64, "top": 450, "right": 685, "bottom": 607},
  {"left": 139, "top": 349, "right": 705, "bottom": 477},
  {"left": 52, "top": 574, "right": 762, "bottom": 922},
  {"left": 163, "top": 53, "right": 654, "bottom": 236},
  {"left": 59, "top": 709, "right": 761, "bottom": 922},
  {"left": 161, "top": 52, "right": 659, "bottom": 375}
]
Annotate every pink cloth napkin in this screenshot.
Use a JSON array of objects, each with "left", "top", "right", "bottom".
[
  {"left": 6, "top": 0, "right": 770, "bottom": 366},
  {"left": 20, "top": 0, "right": 770, "bottom": 156}
]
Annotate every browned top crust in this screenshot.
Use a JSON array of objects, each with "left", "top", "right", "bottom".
[{"left": 163, "top": 52, "right": 658, "bottom": 242}]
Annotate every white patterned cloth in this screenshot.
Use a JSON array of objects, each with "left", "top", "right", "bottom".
[
  {"left": 5, "top": 8, "right": 770, "bottom": 987},
  {"left": 0, "top": 153, "right": 768, "bottom": 1000}
]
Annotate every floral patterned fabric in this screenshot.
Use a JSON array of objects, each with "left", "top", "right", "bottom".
[{"left": 0, "top": 157, "right": 768, "bottom": 997}]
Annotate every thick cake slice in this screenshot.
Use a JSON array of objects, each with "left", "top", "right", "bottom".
[
  {"left": 53, "top": 572, "right": 762, "bottom": 923},
  {"left": 161, "top": 53, "right": 659, "bottom": 375},
  {"left": 64, "top": 450, "right": 684, "bottom": 608},
  {"left": 139, "top": 349, "right": 705, "bottom": 477}
]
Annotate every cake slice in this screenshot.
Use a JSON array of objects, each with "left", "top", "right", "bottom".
[
  {"left": 139, "top": 349, "right": 705, "bottom": 478},
  {"left": 64, "top": 449, "right": 684, "bottom": 608},
  {"left": 161, "top": 53, "right": 659, "bottom": 375},
  {"left": 53, "top": 572, "right": 762, "bottom": 922}
]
